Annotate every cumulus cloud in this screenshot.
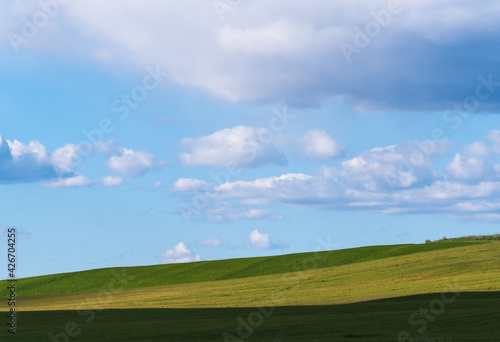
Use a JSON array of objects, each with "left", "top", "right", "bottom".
[
  {"left": 0, "top": 135, "right": 68, "bottom": 184},
  {"left": 50, "top": 144, "right": 81, "bottom": 173},
  {"left": 171, "top": 178, "right": 208, "bottom": 192},
  {"left": 102, "top": 176, "right": 124, "bottom": 187},
  {"left": 33, "top": 0, "right": 499, "bottom": 110},
  {"left": 161, "top": 242, "right": 201, "bottom": 264},
  {"left": 180, "top": 126, "right": 287, "bottom": 168},
  {"left": 179, "top": 126, "right": 346, "bottom": 169},
  {"left": 172, "top": 131, "right": 500, "bottom": 222},
  {"left": 249, "top": 229, "right": 271, "bottom": 249},
  {"left": 446, "top": 154, "right": 486, "bottom": 181},
  {"left": 107, "top": 147, "right": 164, "bottom": 176},
  {"left": 300, "top": 130, "right": 345, "bottom": 160},
  {"left": 249, "top": 229, "right": 287, "bottom": 249},
  {"left": 0, "top": 134, "right": 162, "bottom": 186}
]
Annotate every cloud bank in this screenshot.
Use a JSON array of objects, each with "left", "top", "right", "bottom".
[
  {"left": 173, "top": 130, "right": 500, "bottom": 222},
  {"left": 31, "top": 0, "right": 499, "bottom": 110}
]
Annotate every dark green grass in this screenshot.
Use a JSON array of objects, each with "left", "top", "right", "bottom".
[
  {"left": 2, "top": 292, "right": 498, "bottom": 341},
  {"left": 4, "top": 242, "right": 485, "bottom": 297}
]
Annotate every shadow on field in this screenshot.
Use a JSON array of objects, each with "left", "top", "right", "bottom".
[{"left": 2, "top": 292, "right": 499, "bottom": 342}]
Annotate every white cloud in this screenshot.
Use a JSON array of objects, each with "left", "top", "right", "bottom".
[
  {"left": 40, "top": 0, "right": 500, "bottom": 110},
  {"left": 171, "top": 178, "right": 207, "bottom": 192},
  {"left": 0, "top": 134, "right": 163, "bottom": 186},
  {"left": 197, "top": 238, "right": 223, "bottom": 247},
  {"left": 107, "top": 147, "right": 164, "bottom": 176},
  {"left": 180, "top": 126, "right": 287, "bottom": 168},
  {"left": 7, "top": 139, "right": 48, "bottom": 161},
  {"left": 41, "top": 174, "right": 95, "bottom": 188},
  {"left": 337, "top": 140, "right": 449, "bottom": 191},
  {"left": 446, "top": 154, "right": 486, "bottom": 181},
  {"left": 179, "top": 126, "right": 346, "bottom": 169},
  {"left": 249, "top": 229, "right": 272, "bottom": 249},
  {"left": 204, "top": 205, "right": 283, "bottom": 223},
  {"left": 300, "top": 129, "right": 344, "bottom": 160},
  {"left": 102, "top": 176, "right": 124, "bottom": 187},
  {"left": 0, "top": 135, "right": 68, "bottom": 184},
  {"left": 152, "top": 180, "right": 164, "bottom": 188},
  {"left": 196, "top": 238, "right": 235, "bottom": 248},
  {"left": 51, "top": 144, "right": 80, "bottom": 173},
  {"left": 161, "top": 242, "right": 201, "bottom": 264},
  {"left": 172, "top": 133, "right": 500, "bottom": 222},
  {"left": 179, "top": 199, "right": 283, "bottom": 224},
  {"left": 249, "top": 229, "right": 287, "bottom": 250},
  {"left": 464, "top": 142, "right": 490, "bottom": 156},
  {"left": 487, "top": 130, "right": 500, "bottom": 153}
]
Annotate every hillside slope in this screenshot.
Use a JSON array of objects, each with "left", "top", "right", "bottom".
[
  {"left": 4, "top": 242, "right": 499, "bottom": 311},
  {"left": 1, "top": 241, "right": 485, "bottom": 297}
]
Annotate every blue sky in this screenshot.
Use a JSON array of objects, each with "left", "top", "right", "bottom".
[{"left": 1, "top": 0, "right": 500, "bottom": 278}]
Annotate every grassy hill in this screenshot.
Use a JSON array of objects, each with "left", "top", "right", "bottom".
[
  {"left": 0, "top": 241, "right": 486, "bottom": 297},
  {"left": 1, "top": 239, "right": 499, "bottom": 341},
  {"left": 1, "top": 241, "right": 499, "bottom": 312}
]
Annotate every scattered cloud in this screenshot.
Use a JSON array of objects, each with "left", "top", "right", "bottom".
[
  {"left": 0, "top": 135, "right": 62, "bottom": 184},
  {"left": 179, "top": 126, "right": 346, "bottom": 169},
  {"left": 50, "top": 144, "right": 81, "bottom": 173},
  {"left": 249, "top": 229, "right": 288, "bottom": 250},
  {"left": 41, "top": 174, "right": 96, "bottom": 188},
  {"left": 107, "top": 147, "right": 164, "bottom": 176},
  {"left": 161, "top": 242, "right": 201, "bottom": 264},
  {"left": 180, "top": 125, "right": 287, "bottom": 168},
  {"left": 0, "top": 134, "right": 163, "bottom": 187},
  {"left": 171, "top": 178, "right": 207, "bottom": 192},
  {"left": 172, "top": 130, "right": 500, "bottom": 222},
  {"left": 196, "top": 238, "right": 224, "bottom": 247},
  {"left": 487, "top": 130, "right": 500, "bottom": 153},
  {"left": 102, "top": 176, "right": 124, "bottom": 187},
  {"left": 446, "top": 154, "right": 487, "bottom": 181},
  {"left": 152, "top": 180, "right": 164, "bottom": 188},
  {"left": 179, "top": 201, "right": 283, "bottom": 224},
  {"left": 300, "top": 130, "right": 345, "bottom": 160},
  {"left": 249, "top": 229, "right": 271, "bottom": 249},
  {"left": 196, "top": 238, "right": 235, "bottom": 248}
]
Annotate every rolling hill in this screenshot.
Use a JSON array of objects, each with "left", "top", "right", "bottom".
[{"left": 1, "top": 239, "right": 499, "bottom": 341}]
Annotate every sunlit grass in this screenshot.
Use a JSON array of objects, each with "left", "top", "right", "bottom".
[{"left": 4, "top": 242, "right": 498, "bottom": 311}]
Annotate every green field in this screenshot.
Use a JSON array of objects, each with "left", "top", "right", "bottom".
[
  {"left": 1, "top": 292, "right": 499, "bottom": 341},
  {"left": 1, "top": 240, "right": 499, "bottom": 341}
]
